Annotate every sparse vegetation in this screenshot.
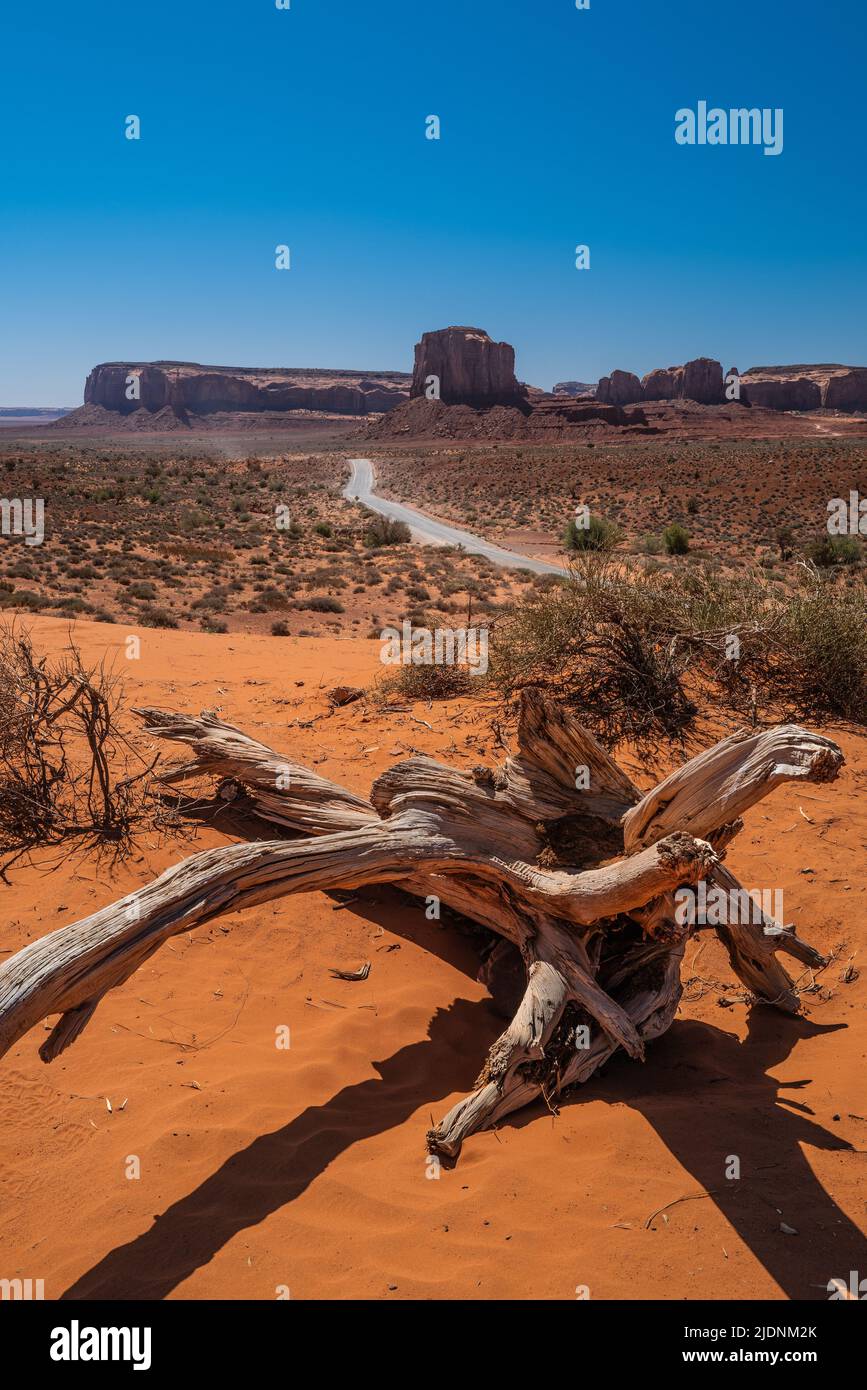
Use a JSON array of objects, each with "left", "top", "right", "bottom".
[
  {"left": 363, "top": 513, "right": 412, "bottom": 548},
  {"left": 805, "top": 534, "right": 862, "bottom": 567},
  {"left": 662, "top": 522, "right": 690, "bottom": 555},
  {"left": 377, "top": 662, "right": 472, "bottom": 701},
  {"left": 490, "top": 555, "right": 867, "bottom": 745},
  {"left": 563, "top": 514, "right": 622, "bottom": 552},
  {"left": 0, "top": 625, "right": 171, "bottom": 877}
]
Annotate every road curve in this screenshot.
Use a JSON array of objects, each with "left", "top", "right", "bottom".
[{"left": 342, "top": 458, "right": 566, "bottom": 576}]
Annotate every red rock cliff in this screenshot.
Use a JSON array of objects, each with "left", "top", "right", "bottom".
[{"left": 409, "top": 327, "right": 527, "bottom": 408}]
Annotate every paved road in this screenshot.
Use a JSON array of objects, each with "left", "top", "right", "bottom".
[{"left": 342, "top": 458, "right": 566, "bottom": 576}]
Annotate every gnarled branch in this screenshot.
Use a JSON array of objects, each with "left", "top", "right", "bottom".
[{"left": 0, "top": 692, "right": 843, "bottom": 1158}]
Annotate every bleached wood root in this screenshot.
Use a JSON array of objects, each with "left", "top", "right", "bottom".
[
  {"left": 623, "top": 724, "right": 844, "bottom": 850},
  {"left": 0, "top": 691, "right": 844, "bottom": 1158},
  {"left": 0, "top": 813, "right": 713, "bottom": 1065}
]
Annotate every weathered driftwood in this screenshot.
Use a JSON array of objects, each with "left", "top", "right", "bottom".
[{"left": 0, "top": 693, "right": 844, "bottom": 1158}]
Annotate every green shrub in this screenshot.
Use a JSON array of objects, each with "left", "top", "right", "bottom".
[
  {"left": 563, "top": 514, "right": 622, "bottom": 553},
  {"left": 805, "top": 534, "right": 861, "bottom": 567},
  {"left": 663, "top": 523, "right": 690, "bottom": 555}
]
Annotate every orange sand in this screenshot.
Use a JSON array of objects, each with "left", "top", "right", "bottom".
[{"left": 0, "top": 618, "right": 865, "bottom": 1301}]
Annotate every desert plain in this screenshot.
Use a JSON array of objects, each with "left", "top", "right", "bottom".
[{"left": 1, "top": 341, "right": 866, "bottom": 1302}]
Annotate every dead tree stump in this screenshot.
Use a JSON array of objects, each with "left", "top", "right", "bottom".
[{"left": 0, "top": 692, "right": 843, "bottom": 1159}]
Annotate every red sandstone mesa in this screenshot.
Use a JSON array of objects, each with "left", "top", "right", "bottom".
[
  {"left": 82, "top": 360, "right": 411, "bottom": 418},
  {"left": 409, "top": 326, "right": 529, "bottom": 409}
]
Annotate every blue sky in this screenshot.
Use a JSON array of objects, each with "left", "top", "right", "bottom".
[{"left": 2, "top": 0, "right": 866, "bottom": 403}]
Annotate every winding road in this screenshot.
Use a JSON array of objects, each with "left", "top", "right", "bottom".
[{"left": 342, "top": 458, "right": 566, "bottom": 576}]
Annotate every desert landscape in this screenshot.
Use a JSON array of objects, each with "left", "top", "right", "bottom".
[
  {"left": 4, "top": 0, "right": 867, "bottom": 1336},
  {"left": 0, "top": 322, "right": 865, "bottom": 1308}
]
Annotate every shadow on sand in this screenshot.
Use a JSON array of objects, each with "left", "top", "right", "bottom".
[{"left": 62, "top": 917, "right": 864, "bottom": 1301}]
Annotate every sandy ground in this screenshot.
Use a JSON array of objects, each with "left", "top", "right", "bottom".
[{"left": 0, "top": 618, "right": 865, "bottom": 1301}]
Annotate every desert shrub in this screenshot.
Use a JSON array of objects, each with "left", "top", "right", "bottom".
[
  {"left": 364, "top": 514, "right": 412, "bottom": 548},
  {"left": 768, "top": 574, "right": 867, "bottom": 721},
  {"left": 491, "top": 559, "right": 696, "bottom": 744},
  {"left": 297, "top": 595, "right": 344, "bottom": 613},
  {"left": 663, "top": 523, "right": 690, "bottom": 555},
  {"left": 192, "top": 587, "right": 230, "bottom": 611},
  {"left": 138, "top": 606, "right": 179, "bottom": 629},
  {"left": 804, "top": 534, "right": 862, "bottom": 567},
  {"left": 489, "top": 555, "right": 867, "bottom": 744},
  {"left": 271, "top": 619, "right": 291, "bottom": 636},
  {"left": 0, "top": 625, "right": 169, "bottom": 876},
  {"left": 129, "top": 581, "right": 157, "bottom": 601},
  {"left": 563, "top": 514, "right": 622, "bottom": 553},
  {"left": 640, "top": 533, "right": 663, "bottom": 555},
  {"left": 379, "top": 663, "right": 472, "bottom": 701},
  {"left": 0, "top": 589, "right": 51, "bottom": 611},
  {"left": 250, "top": 586, "right": 287, "bottom": 611}
]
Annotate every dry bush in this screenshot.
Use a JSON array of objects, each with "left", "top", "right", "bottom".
[
  {"left": 768, "top": 571, "right": 867, "bottom": 720},
  {"left": 379, "top": 662, "right": 473, "bottom": 702},
  {"left": 0, "top": 624, "right": 171, "bottom": 877},
  {"left": 489, "top": 556, "right": 867, "bottom": 746}
]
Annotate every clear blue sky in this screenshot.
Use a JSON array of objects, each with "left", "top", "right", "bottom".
[{"left": 2, "top": 0, "right": 866, "bottom": 404}]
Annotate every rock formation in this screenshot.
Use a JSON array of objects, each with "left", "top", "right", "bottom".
[
  {"left": 552, "top": 380, "right": 597, "bottom": 397},
  {"left": 78, "top": 345, "right": 867, "bottom": 431},
  {"left": 824, "top": 368, "right": 867, "bottom": 410},
  {"left": 681, "top": 357, "right": 725, "bottom": 404},
  {"left": 596, "top": 370, "right": 643, "bottom": 405},
  {"left": 82, "top": 361, "right": 410, "bottom": 418},
  {"left": 740, "top": 365, "right": 867, "bottom": 412},
  {"left": 641, "top": 366, "right": 682, "bottom": 401},
  {"left": 409, "top": 326, "right": 528, "bottom": 409},
  {"left": 740, "top": 375, "right": 821, "bottom": 411},
  {"left": 634, "top": 358, "right": 725, "bottom": 404},
  {"left": 530, "top": 397, "right": 648, "bottom": 429},
  {"left": 367, "top": 393, "right": 649, "bottom": 441}
]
